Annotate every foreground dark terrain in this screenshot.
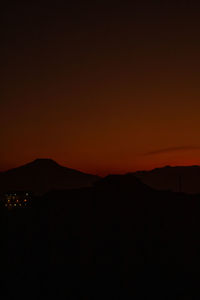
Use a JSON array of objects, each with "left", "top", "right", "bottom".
[{"left": 1, "top": 174, "right": 200, "bottom": 299}]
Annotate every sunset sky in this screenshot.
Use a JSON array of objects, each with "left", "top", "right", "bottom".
[{"left": 2, "top": 1, "right": 200, "bottom": 175}]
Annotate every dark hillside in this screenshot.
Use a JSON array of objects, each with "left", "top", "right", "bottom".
[{"left": 1, "top": 175, "right": 200, "bottom": 299}]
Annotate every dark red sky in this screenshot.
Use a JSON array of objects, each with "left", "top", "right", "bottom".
[{"left": 1, "top": 1, "right": 200, "bottom": 175}]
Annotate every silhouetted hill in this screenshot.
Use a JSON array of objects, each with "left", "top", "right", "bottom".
[
  {"left": 134, "top": 165, "right": 200, "bottom": 194},
  {"left": 0, "top": 159, "right": 99, "bottom": 195},
  {"left": 2, "top": 176, "right": 200, "bottom": 299},
  {"left": 94, "top": 173, "right": 153, "bottom": 193},
  {"left": 3, "top": 163, "right": 200, "bottom": 298}
]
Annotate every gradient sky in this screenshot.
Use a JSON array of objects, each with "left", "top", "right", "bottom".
[{"left": 1, "top": 1, "right": 200, "bottom": 175}]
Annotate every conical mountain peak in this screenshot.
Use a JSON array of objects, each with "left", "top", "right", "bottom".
[{"left": 31, "top": 158, "right": 60, "bottom": 166}]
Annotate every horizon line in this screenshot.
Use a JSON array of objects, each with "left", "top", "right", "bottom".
[{"left": 1, "top": 159, "right": 200, "bottom": 176}]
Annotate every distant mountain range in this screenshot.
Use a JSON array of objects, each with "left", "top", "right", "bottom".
[
  {"left": 134, "top": 165, "right": 200, "bottom": 194},
  {"left": 0, "top": 159, "right": 99, "bottom": 195},
  {"left": 1, "top": 160, "right": 200, "bottom": 195}
]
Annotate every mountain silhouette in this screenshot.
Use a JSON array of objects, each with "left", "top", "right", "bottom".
[
  {"left": 134, "top": 165, "right": 200, "bottom": 194},
  {"left": 2, "top": 164, "right": 200, "bottom": 299},
  {"left": 3, "top": 170, "right": 200, "bottom": 299},
  {"left": 94, "top": 173, "right": 153, "bottom": 194},
  {"left": 0, "top": 158, "right": 99, "bottom": 195}
]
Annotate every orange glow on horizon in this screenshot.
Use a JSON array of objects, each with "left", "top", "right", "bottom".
[{"left": 2, "top": 2, "right": 200, "bottom": 174}]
